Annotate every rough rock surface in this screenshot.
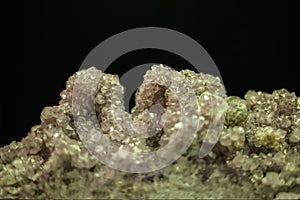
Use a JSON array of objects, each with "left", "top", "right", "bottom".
[{"left": 0, "top": 65, "right": 299, "bottom": 199}]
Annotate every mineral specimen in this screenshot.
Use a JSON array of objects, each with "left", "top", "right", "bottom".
[{"left": 0, "top": 65, "right": 299, "bottom": 199}]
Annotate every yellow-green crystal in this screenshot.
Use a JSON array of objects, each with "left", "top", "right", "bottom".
[{"left": 0, "top": 66, "right": 299, "bottom": 199}]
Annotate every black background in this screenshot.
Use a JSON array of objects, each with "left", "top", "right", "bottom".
[{"left": 1, "top": 1, "right": 299, "bottom": 147}]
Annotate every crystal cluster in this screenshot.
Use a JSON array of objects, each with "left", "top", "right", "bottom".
[{"left": 0, "top": 65, "right": 299, "bottom": 199}]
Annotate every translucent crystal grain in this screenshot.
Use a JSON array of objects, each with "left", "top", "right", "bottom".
[
  {"left": 253, "top": 126, "right": 286, "bottom": 148},
  {"left": 289, "top": 127, "right": 300, "bottom": 143}
]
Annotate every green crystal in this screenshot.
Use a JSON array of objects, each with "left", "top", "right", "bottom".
[
  {"left": 0, "top": 66, "right": 299, "bottom": 199},
  {"left": 225, "top": 96, "right": 248, "bottom": 126}
]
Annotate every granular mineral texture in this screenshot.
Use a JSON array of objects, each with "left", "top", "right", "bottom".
[{"left": 0, "top": 65, "right": 299, "bottom": 199}]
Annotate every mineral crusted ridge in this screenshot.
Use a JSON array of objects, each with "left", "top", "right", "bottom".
[{"left": 0, "top": 65, "right": 299, "bottom": 199}]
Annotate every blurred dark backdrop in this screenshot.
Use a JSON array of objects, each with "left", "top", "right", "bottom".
[{"left": 1, "top": 1, "right": 299, "bottom": 147}]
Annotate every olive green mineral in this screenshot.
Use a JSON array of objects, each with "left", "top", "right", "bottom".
[{"left": 0, "top": 66, "right": 299, "bottom": 199}]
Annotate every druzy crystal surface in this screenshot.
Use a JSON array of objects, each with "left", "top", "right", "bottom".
[{"left": 0, "top": 66, "right": 299, "bottom": 199}]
